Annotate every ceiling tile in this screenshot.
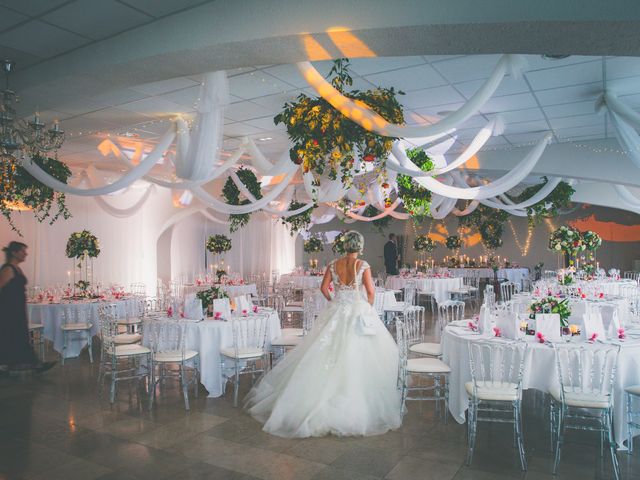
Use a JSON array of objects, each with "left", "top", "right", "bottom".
[
  {"left": 504, "top": 120, "right": 550, "bottom": 135},
  {"left": 159, "top": 85, "right": 201, "bottom": 107},
  {"left": 504, "top": 132, "right": 551, "bottom": 145},
  {"left": 553, "top": 124, "right": 605, "bottom": 140},
  {"left": 454, "top": 76, "right": 529, "bottom": 99},
  {"left": 349, "top": 56, "right": 425, "bottom": 76},
  {"left": 524, "top": 55, "right": 600, "bottom": 71},
  {"left": 0, "top": 45, "right": 41, "bottom": 70},
  {"left": 91, "top": 88, "right": 149, "bottom": 107},
  {"left": 43, "top": 0, "right": 153, "bottom": 40},
  {"left": 365, "top": 63, "right": 446, "bottom": 92},
  {"left": 548, "top": 114, "right": 602, "bottom": 130},
  {"left": 0, "top": 20, "right": 89, "bottom": 57},
  {"left": 525, "top": 60, "right": 601, "bottom": 90},
  {"left": 118, "top": 96, "right": 194, "bottom": 117},
  {"left": 485, "top": 108, "right": 545, "bottom": 124},
  {"left": 0, "top": 0, "right": 69, "bottom": 16},
  {"left": 61, "top": 116, "right": 121, "bottom": 135},
  {"left": 480, "top": 92, "right": 538, "bottom": 114},
  {"left": 132, "top": 76, "right": 200, "bottom": 96},
  {"left": 617, "top": 93, "right": 640, "bottom": 108},
  {"left": 422, "top": 55, "right": 465, "bottom": 63},
  {"left": 542, "top": 101, "right": 597, "bottom": 119},
  {"left": 261, "top": 64, "right": 310, "bottom": 88},
  {"left": 431, "top": 54, "right": 502, "bottom": 83},
  {"left": 82, "top": 107, "right": 155, "bottom": 126},
  {"left": 244, "top": 116, "right": 284, "bottom": 132},
  {"left": 606, "top": 57, "right": 640, "bottom": 80},
  {"left": 403, "top": 85, "right": 466, "bottom": 110},
  {"left": 533, "top": 82, "right": 601, "bottom": 106},
  {"left": 0, "top": 6, "right": 28, "bottom": 30},
  {"left": 118, "top": 0, "right": 209, "bottom": 18},
  {"left": 224, "top": 122, "right": 263, "bottom": 137},
  {"left": 229, "top": 71, "right": 296, "bottom": 99},
  {"left": 224, "top": 101, "right": 273, "bottom": 122},
  {"left": 250, "top": 90, "right": 305, "bottom": 111}
]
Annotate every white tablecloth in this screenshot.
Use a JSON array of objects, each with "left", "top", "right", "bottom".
[
  {"left": 144, "top": 310, "right": 281, "bottom": 397},
  {"left": 385, "top": 276, "right": 463, "bottom": 304},
  {"left": 449, "top": 268, "right": 529, "bottom": 285},
  {"left": 280, "top": 274, "right": 323, "bottom": 289},
  {"left": 182, "top": 283, "right": 257, "bottom": 298},
  {"left": 442, "top": 326, "right": 640, "bottom": 447},
  {"left": 27, "top": 298, "right": 139, "bottom": 358}
]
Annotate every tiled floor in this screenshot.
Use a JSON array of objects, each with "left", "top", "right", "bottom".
[{"left": 1, "top": 321, "right": 638, "bottom": 480}]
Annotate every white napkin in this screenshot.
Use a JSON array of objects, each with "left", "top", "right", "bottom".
[
  {"left": 213, "top": 298, "right": 231, "bottom": 318},
  {"left": 495, "top": 310, "right": 520, "bottom": 339},
  {"left": 234, "top": 295, "right": 252, "bottom": 313},
  {"left": 477, "top": 305, "right": 492, "bottom": 336},
  {"left": 184, "top": 294, "right": 203, "bottom": 319},
  {"left": 605, "top": 309, "right": 621, "bottom": 340},
  {"left": 535, "top": 313, "right": 562, "bottom": 342},
  {"left": 582, "top": 310, "right": 606, "bottom": 341}
]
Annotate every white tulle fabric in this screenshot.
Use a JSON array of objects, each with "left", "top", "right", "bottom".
[{"left": 245, "top": 260, "right": 402, "bottom": 438}]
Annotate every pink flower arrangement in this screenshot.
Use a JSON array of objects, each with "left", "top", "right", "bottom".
[
  {"left": 467, "top": 321, "right": 477, "bottom": 332},
  {"left": 598, "top": 292, "right": 604, "bottom": 299},
  {"left": 252, "top": 305, "right": 258, "bottom": 313},
  {"left": 493, "top": 327, "right": 501, "bottom": 337},
  {"left": 589, "top": 332, "right": 598, "bottom": 343},
  {"left": 580, "top": 293, "right": 587, "bottom": 299},
  {"left": 214, "top": 311, "right": 222, "bottom": 319},
  {"left": 167, "top": 306, "right": 173, "bottom": 317},
  {"left": 618, "top": 328, "right": 625, "bottom": 339},
  {"left": 241, "top": 309, "right": 248, "bottom": 316},
  {"left": 536, "top": 332, "right": 546, "bottom": 343}
]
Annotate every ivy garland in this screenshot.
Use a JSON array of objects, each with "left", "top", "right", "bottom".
[
  {"left": 281, "top": 200, "right": 314, "bottom": 235},
  {"left": 274, "top": 58, "right": 404, "bottom": 188},
  {"left": 512, "top": 177, "right": 575, "bottom": 225},
  {"left": 0, "top": 155, "right": 72, "bottom": 235},
  {"left": 362, "top": 204, "right": 391, "bottom": 234},
  {"left": 414, "top": 235, "right": 435, "bottom": 253},
  {"left": 222, "top": 167, "right": 262, "bottom": 232},
  {"left": 458, "top": 204, "right": 508, "bottom": 251},
  {"left": 445, "top": 235, "right": 462, "bottom": 250},
  {"left": 303, "top": 235, "right": 324, "bottom": 253},
  {"left": 396, "top": 148, "right": 433, "bottom": 222}
]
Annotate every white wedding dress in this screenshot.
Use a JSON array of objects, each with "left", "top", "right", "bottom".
[{"left": 245, "top": 260, "right": 402, "bottom": 438}]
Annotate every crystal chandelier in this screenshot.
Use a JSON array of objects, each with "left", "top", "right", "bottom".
[{"left": 1, "top": 59, "right": 65, "bottom": 192}]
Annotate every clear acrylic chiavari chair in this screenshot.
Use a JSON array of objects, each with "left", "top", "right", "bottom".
[{"left": 60, "top": 303, "right": 93, "bottom": 365}]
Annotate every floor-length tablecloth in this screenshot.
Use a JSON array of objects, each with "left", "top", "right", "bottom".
[
  {"left": 27, "top": 298, "right": 139, "bottom": 358},
  {"left": 442, "top": 326, "right": 640, "bottom": 448},
  {"left": 385, "top": 276, "right": 463, "bottom": 304},
  {"left": 144, "top": 310, "right": 281, "bottom": 397}
]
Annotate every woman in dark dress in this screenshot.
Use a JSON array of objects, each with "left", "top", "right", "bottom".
[{"left": 0, "top": 242, "right": 55, "bottom": 372}]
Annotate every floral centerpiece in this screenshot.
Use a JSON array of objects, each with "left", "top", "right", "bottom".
[
  {"left": 206, "top": 234, "right": 232, "bottom": 254},
  {"left": 397, "top": 148, "right": 433, "bottom": 221},
  {"left": 582, "top": 230, "right": 602, "bottom": 251},
  {"left": 66, "top": 230, "right": 100, "bottom": 259},
  {"left": 196, "top": 285, "right": 229, "bottom": 312},
  {"left": 222, "top": 167, "right": 262, "bottom": 232},
  {"left": 548, "top": 226, "right": 584, "bottom": 256},
  {"left": 414, "top": 235, "right": 435, "bottom": 253},
  {"left": 332, "top": 231, "right": 347, "bottom": 255},
  {"left": 1, "top": 155, "right": 72, "bottom": 235},
  {"left": 303, "top": 235, "right": 324, "bottom": 253},
  {"left": 445, "top": 235, "right": 461, "bottom": 251},
  {"left": 274, "top": 58, "right": 404, "bottom": 188},
  {"left": 529, "top": 296, "right": 571, "bottom": 327}
]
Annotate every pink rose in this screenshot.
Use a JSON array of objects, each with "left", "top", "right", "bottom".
[
  {"left": 589, "top": 333, "right": 598, "bottom": 343},
  {"left": 493, "top": 327, "right": 501, "bottom": 337},
  {"left": 253, "top": 305, "right": 258, "bottom": 313},
  {"left": 536, "top": 332, "right": 546, "bottom": 344},
  {"left": 618, "top": 328, "right": 625, "bottom": 339},
  {"left": 214, "top": 311, "right": 222, "bottom": 319},
  {"left": 242, "top": 309, "right": 248, "bottom": 316}
]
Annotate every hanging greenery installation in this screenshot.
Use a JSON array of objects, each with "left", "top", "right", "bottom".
[
  {"left": 281, "top": 200, "right": 314, "bottom": 235},
  {"left": 222, "top": 167, "right": 262, "bottom": 232},
  {"left": 396, "top": 148, "right": 433, "bottom": 222}
]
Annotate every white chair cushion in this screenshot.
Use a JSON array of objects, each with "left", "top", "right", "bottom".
[
  {"left": 282, "top": 306, "right": 303, "bottom": 313},
  {"left": 61, "top": 322, "right": 92, "bottom": 331},
  {"left": 626, "top": 385, "right": 640, "bottom": 396},
  {"left": 113, "top": 333, "right": 141, "bottom": 345},
  {"left": 281, "top": 328, "right": 304, "bottom": 337},
  {"left": 409, "top": 342, "right": 442, "bottom": 357},
  {"left": 271, "top": 336, "right": 302, "bottom": 347},
  {"left": 465, "top": 380, "right": 520, "bottom": 402},
  {"left": 117, "top": 317, "right": 142, "bottom": 325},
  {"left": 109, "top": 344, "right": 151, "bottom": 357},
  {"left": 417, "top": 291, "right": 435, "bottom": 296},
  {"left": 406, "top": 358, "right": 451, "bottom": 374},
  {"left": 287, "top": 301, "right": 304, "bottom": 307},
  {"left": 220, "top": 347, "right": 266, "bottom": 359},
  {"left": 154, "top": 349, "right": 199, "bottom": 362},
  {"left": 549, "top": 387, "right": 611, "bottom": 409},
  {"left": 28, "top": 324, "right": 44, "bottom": 330}
]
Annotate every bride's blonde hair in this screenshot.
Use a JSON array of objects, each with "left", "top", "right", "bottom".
[{"left": 342, "top": 231, "right": 364, "bottom": 254}]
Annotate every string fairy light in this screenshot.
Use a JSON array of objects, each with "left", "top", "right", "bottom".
[{"left": 507, "top": 219, "right": 534, "bottom": 257}]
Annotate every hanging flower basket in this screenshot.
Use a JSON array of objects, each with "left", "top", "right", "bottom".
[
  {"left": 281, "top": 200, "right": 314, "bottom": 235},
  {"left": 303, "top": 236, "right": 324, "bottom": 253},
  {"left": 414, "top": 235, "right": 435, "bottom": 253},
  {"left": 445, "top": 235, "right": 462, "bottom": 250},
  {"left": 206, "top": 234, "right": 232, "bottom": 254}
]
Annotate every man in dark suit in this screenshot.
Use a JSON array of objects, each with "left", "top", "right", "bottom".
[{"left": 384, "top": 233, "right": 399, "bottom": 275}]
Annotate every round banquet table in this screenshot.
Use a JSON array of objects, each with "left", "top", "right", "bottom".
[
  {"left": 143, "top": 309, "right": 281, "bottom": 397},
  {"left": 385, "top": 276, "right": 463, "bottom": 304},
  {"left": 182, "top": 283, "right": 257, "bottom": 298},
  {"left": 27, "top": 297, "right": 140, "bottom": 358},
  {"left": 449, "top": 268, "right": 530, "bottom": 286},
  {"left": 279, "top": 274, "right": 324, "bottom": 289},
  {"left": 442, "top": 325, "right": 640, "bottom": 448}
]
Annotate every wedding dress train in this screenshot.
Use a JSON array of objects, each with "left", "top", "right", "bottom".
[{"left": 245, "top": 260, "right": 402, "bottom": 438}]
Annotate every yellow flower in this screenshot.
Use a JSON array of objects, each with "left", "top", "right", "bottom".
[
  {"left": 331, "top": 150, "right": 341, "bottom": 160},
  {"left": 569, "top": 324, "right": 579, "bottom": 334}
]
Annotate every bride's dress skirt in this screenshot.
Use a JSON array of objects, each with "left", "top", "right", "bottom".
[{"left": 245, "top": 293, "right": 402, "bottom": 438}]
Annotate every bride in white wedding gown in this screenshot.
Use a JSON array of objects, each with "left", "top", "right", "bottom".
[{"left": 245, "top": 231, "right": 402, "bottom": 438}]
